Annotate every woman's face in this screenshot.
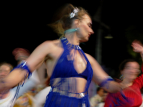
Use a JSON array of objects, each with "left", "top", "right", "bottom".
[
  {"left": 122, "top": 62, "right": 140, "bottom": 81},
  {"left": 0, "top": 64, "right": 11, "bottom": 78},
  {"left": 76, "top": 14, "right": 94, "bottom": 42}
]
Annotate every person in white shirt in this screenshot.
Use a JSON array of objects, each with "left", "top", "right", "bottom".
[
  {"left": 34, "top": 86, "right": 51, "bottom": 107},
  {"left": 33, "top": 72, "right": 51, "bottom": 107},
  {"left": 90, "top": 87, "right": 104, "bottom": 107}
]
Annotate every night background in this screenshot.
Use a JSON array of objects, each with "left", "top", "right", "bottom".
[{"left": 1, "top": 0, "right": 143, "bottom": 79}]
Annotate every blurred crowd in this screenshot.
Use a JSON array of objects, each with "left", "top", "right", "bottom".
[
  {"left": 0, "top": 48, "right": 51, "bottom": 107},
  {"left": 89, "top": 86, "right": 143, "bottom": 107}
]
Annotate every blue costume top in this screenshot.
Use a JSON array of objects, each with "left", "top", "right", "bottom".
[{"left": 44, "top": 37, "right": 93, "bottom": 107}]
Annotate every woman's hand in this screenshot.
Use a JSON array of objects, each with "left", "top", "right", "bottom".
[{"left": 131, "top": 40, "right": 143, "bottom": 54}]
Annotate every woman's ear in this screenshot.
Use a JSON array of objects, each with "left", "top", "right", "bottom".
[{"left": 73, "top": 19, "right": 80, "bottom": 27}]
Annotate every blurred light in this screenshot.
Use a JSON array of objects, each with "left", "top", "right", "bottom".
[{"left": 104, "top": 34, "right": 113, "bottom": 39}]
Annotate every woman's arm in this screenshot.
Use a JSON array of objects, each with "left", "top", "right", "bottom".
[
  {"left": 0, "top": 41, "right": 53, "bottom": 92},
  {"left": 131, "top": 40, "right": 143, "bottom": 88},
  {"left": 132, "top": 40, "right": 143, "bottom": 73},
  {"left": 86, "top": 53, "right": 121, "bottom": 93}
]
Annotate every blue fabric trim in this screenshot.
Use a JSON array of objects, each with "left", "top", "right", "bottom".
[
  {"left": 99, "top": 76, "right": 114, "bottom": 87},
  {"left": 11, "top": 61, "right": 32, "bottom": 79}
]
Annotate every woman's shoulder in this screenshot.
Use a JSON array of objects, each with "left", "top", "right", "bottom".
[
  {"left": 40, "top": 39, "right": 62, "bottom": 49},
  {"left": 42, "top": 39, "right": 61, "bottom": 45},
  {"left": 84, "top": 53, "right": 96, "bottom": 65}
]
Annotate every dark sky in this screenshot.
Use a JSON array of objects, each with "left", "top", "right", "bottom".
[{"left": 1, "top": 0, "right": 143, "bottom": 77}]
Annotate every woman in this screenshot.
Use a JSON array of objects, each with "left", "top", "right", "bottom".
[
  {"left": 0, "top": 4, "right": 122, "bottom": 107},
  {"left": 104, "top": 40, "right": 143, "bottom": 107}
]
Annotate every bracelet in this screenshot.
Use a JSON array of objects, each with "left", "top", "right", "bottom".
[
  {"left": 99, "top": 76, "right": 114, "bottom": 87},
  {"left": 11, "top": 61, "right": 32, "bottom": 79}
]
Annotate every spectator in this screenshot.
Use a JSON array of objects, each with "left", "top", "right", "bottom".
[{"left": 90, "top": 87, "right": 104, "bottom": 107}]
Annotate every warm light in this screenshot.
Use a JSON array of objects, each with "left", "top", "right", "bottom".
[{"left": 104, "top": 34, "right": 113, "bottom": 39}]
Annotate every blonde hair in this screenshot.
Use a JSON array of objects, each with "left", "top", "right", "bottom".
[{"left": 48, "top": 3, "right": 90, "bottom": 38}]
